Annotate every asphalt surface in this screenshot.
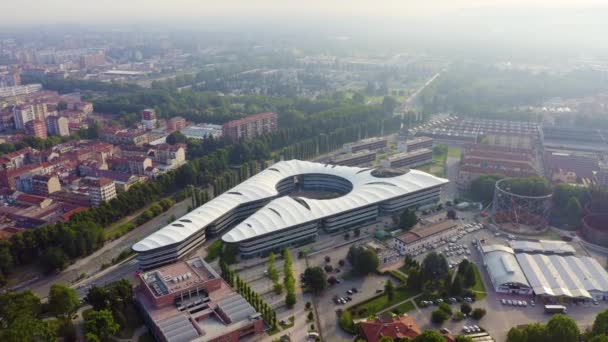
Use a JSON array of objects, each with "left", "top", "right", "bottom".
[{"left": 18, "top": 197, "right": 192, "bottom": 298}]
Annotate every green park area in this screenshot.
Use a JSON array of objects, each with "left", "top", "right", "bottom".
[{"left": 347, "top": 287, "right": 418, "bottom": 318}]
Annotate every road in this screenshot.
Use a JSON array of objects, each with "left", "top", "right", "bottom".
[
  {"left": 442, "top": 155, "right": 460, "bottom": 202},
  {"left": 19, "top": 197, "right": 192, "bottom": 298},
  {"left": 399, "top": 71, "right": 443, "bottom": 113}
]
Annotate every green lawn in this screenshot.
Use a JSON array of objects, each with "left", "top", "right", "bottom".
[
  {"left": 447, "top": 147, "right": 462, "bottom": 158},
  {"left": 391, "top": 301, "right": 415, "bottom": 314},
  {"left": 348, "top": 287, "right": 418, "bottom": 318},
  {"left": 471, "top": 264, "right": 487, "bottom": 300}
]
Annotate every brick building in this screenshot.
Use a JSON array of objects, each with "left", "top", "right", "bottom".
[
  {"left": 24, "top": 119, "right": 48, "bottom": 139},
  {"left": 222, "top": 112, "right": 277, "bottom": 141},
  {"left": 46, "top": 115, "right": 70, "bottom": 136},
  {"left": 135, "top": 256, "right": 265, "bottom": 342}
]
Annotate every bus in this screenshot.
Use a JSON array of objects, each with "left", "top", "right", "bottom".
[{"left": 544, "top": 304, "right": 567, "bottom": 314}]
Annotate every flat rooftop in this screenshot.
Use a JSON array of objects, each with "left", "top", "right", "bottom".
[
  {"left": 396, "top": 219, "right": 459, "bottom": 244},
  {"left": 141, "top": 257, "right": 219, "bottom": 297}
]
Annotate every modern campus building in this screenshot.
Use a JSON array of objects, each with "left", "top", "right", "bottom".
[
  {"left": 399, "top": 136, "right": 433, "bottom": 153},
  {"left": 380, "top": 148, "right": 433, "bottom": 169},
  {"left": 135, "top": 256, "right": 265, "bottom": 342},
  {"left": 481, "top": 240, "right": 608, "bottom": 300},
  {"left": 133, "top": 160, "right": 447, "bottom": 269},
  {"left": 329, "top": 150, "right": 377, "bottom": 166},
  {"left": 343, "top": 137, "right": 388, "bottom": 153}
]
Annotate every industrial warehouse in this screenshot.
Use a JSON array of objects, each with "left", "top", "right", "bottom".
[
  {"left": 481, "top": 240, "right": 608, "bottom": 301},
  {"left": 133, "top": 159, "right": 447, "bottom": 268}
]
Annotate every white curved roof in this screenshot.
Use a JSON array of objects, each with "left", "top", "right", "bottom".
[
  {"left": 483, "top": 247, "right": 530, "bottom": 289},
  {"left": 133, "top": 160, "right": 447, "bottom": 252}
]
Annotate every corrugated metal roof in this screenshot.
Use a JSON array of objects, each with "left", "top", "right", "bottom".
[
  {"left": 515, "top": 253, "right": 608, "bottom": 298},
  {"left": 483, "top": 248, "right": 530, "bottom": 289},
  {"left": 133, "top": 160, "right": 447, "bottom": 251}
]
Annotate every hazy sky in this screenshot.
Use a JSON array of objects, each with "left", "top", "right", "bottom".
[{"left": 7, "top": 0, "right": 608, "bottom": 25}]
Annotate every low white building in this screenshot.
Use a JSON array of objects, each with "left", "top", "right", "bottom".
[
  {"left": 482, "top": 241, "right": 608, "bottom": 301},
  {"left": 392, "top": 219, "right": 460, "bottom": 256},
  {"left": 481, "top": 245, "right": 532, "bottom": 295}
]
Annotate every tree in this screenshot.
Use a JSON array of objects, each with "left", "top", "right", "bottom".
[
  {"left": 87, "top": 286, "right": 110, "bottom": 310},
  {"left": 305, "top": 301, "right": 312, "bottom": 310},
  {"left": 354, "top": 228, "right": 361, "bottom": 237},
  {"left": 439, "top": 302, "right": 452, "bottom": 315},
  {"left": 593, "top": 310, "right": 608, "bottom": 337},
  {"left": 523, "top": 323, "right": 549, "bottom": 342},
  {"left": 85, "top": 309, "right": 119, "bottom": 341},
  {"left": 347, "top": 245, "right": 379, "bottom": 275},
  {"left": 379, "top": 337, "right": 395, "bottom": 342},
  {"left": 339, "top": 310, "right": 355, "bottom": 333},
  {"left": 49, "top": 284, "right": 80, "bottom": 321},
  {"left": 285, "top": 291, "right": 296, "bottom": 308},
  {"left": 471, "top": 308, "right": 486, "bottom": 320},
  {"left": 589, "top": 336, "right": 608, "bottom": 342},
  {"left": 546, "top": 314, "right": 579, "bottom": 342},
  {"left": 431, "top": 309, "right": 450, "bottom": 324},
  {"left": 382, "top": 96, "right": 398, "bottom": 114},
  {"left": 166, "top": 131, "right": 187, "bottom": 145},
  {"left": 41, "top": 247, "right": 69, "bottom": 273},
  {"left": 415, "top": 330, "right": 447, "bottom": 342},
  {"left": 86, "top": 333, "right": 101, "bottom": 342},
  {"left": 565, "top": 196, "right": 582, "bottom": 227},
  {"left": 421, "top": 252, "right": 449, "bottom": 284},
  {"left": 57, "top": 101, "right": 68, "bottom": 111},
  {"left": 454, "top": 336, "right": 473, "bottom": 342},
  {"left": 352, "top": 92, "right": 365, "bottom": 104},
  {"left": 447, "top": 209, "right": 457, "bottom": 220},
  {"left": 460, "top": 302, "right": 472, "bottom": 315},
  {"left": 506, "top": 327, "right": 527, "bottom": 342},
  {"left": 304, "top": 267, "right": 328, "bottom": 293},
  {"left": 385, "top": 279, "right": 395, "bottom": 300},
  {"left": 406, "top": 268, "right": 422, "bottom": 291},
  {"left": 450, "top": 275, "right": 463, "bottom": 295},
  {"left": 0, "top": 290, "right": 42, "bottom": 325},
  {"left": 399, "top": 208, "right": 418, "bottom": 230},
  {"left": 307, "top": 311, "right": 314, "bottom": 321},
  {"left": 470, "top": 174, "right": 504, "bottom": 203},
  {"left": 267, "top": 252, "right": 279, "bottom": 283}
]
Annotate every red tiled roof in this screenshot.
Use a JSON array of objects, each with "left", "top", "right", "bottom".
[
  {"left": 360, "top": 315, "right": 422, "bottom": 342},
  {"left": 16, "top": 194, "right": 48, "bottom": 204},
  {"left": 222, "top": 112, "right": 277, "bottom": 129}
]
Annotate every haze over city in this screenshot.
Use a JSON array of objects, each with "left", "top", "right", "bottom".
[{"left": 0, "top": 1, "right": 608, "bottom": 342}]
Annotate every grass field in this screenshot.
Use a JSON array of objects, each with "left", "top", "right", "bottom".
[
  {"left": 390, "top": 301, "right": 416, "bottom": 314},
  {"left": 447, "top": 146, "right": 462, "bottom": 158},
  {"left": 348, "top": 287, "right": 418, "bottom": 318},
  {"left": 471, "top": 264, "right": 487, "bottom": 300}
]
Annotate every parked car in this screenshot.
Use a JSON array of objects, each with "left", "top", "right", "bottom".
[{"left": 501, "top": 299, "right": 507, "bottom": 305}]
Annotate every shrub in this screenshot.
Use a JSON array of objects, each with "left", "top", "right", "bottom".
[
  {"left": 460, "top": 302, "right": 472, "bottom": 315},
  {"left": 471, "top": 308, "right": 487, "bottom": 320},
  {"left": 453, "top": 312, "right": 465, "bottom": 321},
  {"left": 431, "top": 309, "right": 450, "bottom": 324},
  {"left": 439, "top": 302, "right": 452, "bottom": 315}
]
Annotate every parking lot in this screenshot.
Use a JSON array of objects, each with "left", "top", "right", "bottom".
[
  {"left": 242, "top": 210, "right": 608, "bottom": 342},
  {"left": 307, "top": 240, "right": 398, "bottom": 342},
  {"left": 405, "top": 214, "right": 608, "bottom": 342}
]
